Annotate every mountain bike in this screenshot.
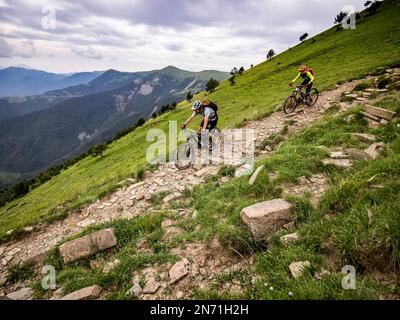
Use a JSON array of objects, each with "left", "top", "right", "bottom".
[
  {"left": 283, "top": 85, "right": 319, "bottom": 114},
  {"left": 175, "top": 128, "right": 221, "bottom": 170}
]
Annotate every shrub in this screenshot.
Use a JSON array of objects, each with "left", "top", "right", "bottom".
[
  {"left": 186, "top": 91, "right": 193, "bottom": 102},
  {"left": 218, "top": 165, "right": 236, "bottom": 177},
  {"left": 206, "top": 78, "right": 220, "bottom": 92},
  {"left": 377, "top": 77, "right": 391, "bottom": 89},
  {"left": 353, "top": 81, "right": 372, "bottom": 91},
  {"left": 7, "top": 263, "right": 35, "bottom": 283},
  {"left": 89, "top": 143, "right": 107, "bottom": 158}
]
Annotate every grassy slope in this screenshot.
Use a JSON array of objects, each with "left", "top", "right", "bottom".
[
  {"left": 1, "top": 3, "right": 399, "bottom": 237},
  {"left": 30, "top": 96, "right": 400, "bottom": 300}
]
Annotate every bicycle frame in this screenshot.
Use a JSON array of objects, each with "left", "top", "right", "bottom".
[{"left": 293, "top": 86, "right": 307, "bottom": 103}]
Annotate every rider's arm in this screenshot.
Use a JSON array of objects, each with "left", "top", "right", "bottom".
[
  {"left": 183, "top": 113, "right": 195, "bottom": 127},
  {"left": 291, "top": 73, "right": 300, "bottom": 83},
  {"left": 306, "top": 71, "right": 314, "bottom": 83}
]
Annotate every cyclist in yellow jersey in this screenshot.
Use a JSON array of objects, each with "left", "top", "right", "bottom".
[{"left": 289, "top": 65, "right": 315, "bottom": 97}]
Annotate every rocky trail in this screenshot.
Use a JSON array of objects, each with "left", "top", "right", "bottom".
[{"left": 0, "top": 69, "right": 398, "bottom": 300}]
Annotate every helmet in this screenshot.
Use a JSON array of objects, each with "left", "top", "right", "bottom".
[
  {"left": 191, "top": 100, "right": 202, "bottom": 110},
  {"left": 299, "top": 65, "right": 307, "bottom": 72}
]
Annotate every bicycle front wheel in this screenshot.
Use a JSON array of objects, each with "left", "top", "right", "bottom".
[
  {"left": 283, "top": 95, "right": 298, "bottom": 114},
  {"left": 175, "top": 142, "right": 195, "bottom": 170},
  {"left": 306, "top": 88, "right": 319, "bottom": 106}
]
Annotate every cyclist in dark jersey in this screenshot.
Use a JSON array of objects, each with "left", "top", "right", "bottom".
[
  {"left": 181, "top": 100, "right": 218, "bottom": 131},
  {"left": 181, "top": 100, "right": 219, "bottom": 148},
  {"left": 289, "top": 65, "right": 315, "bottom": 96}
]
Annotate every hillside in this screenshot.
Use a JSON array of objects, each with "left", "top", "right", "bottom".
[
  {"left": 0, "top": 1, "right": 399, "bottom": 301},
  {"left": 0, "top": 67, "right": 102, "bottom": 98},
  {"left": 0, "top": 67, "right": 229, "bottom": 181},
  {"left": 1, "top": 1, "right": 398, "bottom": 238}
]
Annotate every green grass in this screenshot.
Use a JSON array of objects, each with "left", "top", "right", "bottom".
[
  {"left": 33, "top": 211, "right": 179, "bottom": 298},
  {"left": 7, "top": 262, "right": 35, "bottom": 284},
  {"left": 1, "top": 2, "right": 400, "bottom": 238},
  {"left": 31, "top": 99, "right": 399, "bottom": 299},
  {"left": 181, "top": 105, "right": 400, "bottom": 299}
]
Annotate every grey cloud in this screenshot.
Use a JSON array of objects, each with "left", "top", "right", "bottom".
[
  {"left": 0, "top": 38, "right": 13, "bottom": 57},
  {"left": 16, "top": 40, "right": 38, "bottom": 58},
  {"left": 71, "top": 46, "right": 103, "bottom": 60}
]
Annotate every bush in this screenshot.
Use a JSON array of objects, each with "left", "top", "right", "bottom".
[
  {"left": 354, "top": 81, "right": 372, "bottom": 91},
  {"left": 218, "top": 165, "right": 236, "bottom": 177},
  {"left": 377, "top": 76, "right": 391, "bottom": 89},
  {"left": 89, "top": 143, "right": 107, "bottom": 158},
  {"left": 186, "top": 91, "right": 193, "bottom": 102},
  {"left": 229, "top": 76, "right": 236, "bottom": 86},
  {"left": 7, "top": 263, "right": 35, "bottom": 283},
  {"left": 206, "top": 78, "right": 220, "bottom": 92}
]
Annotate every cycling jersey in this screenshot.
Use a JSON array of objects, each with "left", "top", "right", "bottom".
[
  {"left": 292, "top": 71, "right": 315, "bottom": 84},
  {"left": 192, "top": 106, "right": 217, "bottom": 121}
]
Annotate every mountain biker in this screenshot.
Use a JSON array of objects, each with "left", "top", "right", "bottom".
[
  {"left": 181, "top": 100, "right": 219, "bottom": 148},
  {"left": 289, "top": 65, "right": 315, "bottom": 97}
]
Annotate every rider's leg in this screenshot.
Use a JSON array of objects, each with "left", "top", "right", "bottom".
[
  {"left": 306, "top": 82, "right": 313, "bottom": 95},
  {"left": 197, "top": 123, "right": 203, "bottom": 149}
]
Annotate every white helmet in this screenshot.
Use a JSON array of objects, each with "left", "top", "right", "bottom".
[{"left": 191, "top": 100, "right": 202, "bottom": 111}]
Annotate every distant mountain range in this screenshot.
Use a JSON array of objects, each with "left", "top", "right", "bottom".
[
  {"left": 0, "top": 66, "right": 228, "bottom": 183},
  {"left": 0, "top": 67, "right": 103, "bottom": 97}
]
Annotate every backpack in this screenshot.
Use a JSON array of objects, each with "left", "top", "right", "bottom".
[
  {"left": 307, "top": 67, "right": 315, "bottom": 76},
  {"left": 203, "top": 101, "right": 218, "bottom": 113}
]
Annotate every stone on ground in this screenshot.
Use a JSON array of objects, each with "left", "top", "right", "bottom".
[
  {"left": 322, "top": 158, "right": 352, "bottom": 168},
  {"left": 363, "top": 105, "right": 396, "bottom": 120},
  {"left": 351, "top": 133, "right": 376, "bottom": 144},
  {"left": 169, "top": 258, "right": 190, "bottom": 284},
  {"left": 344, "top": 148, "right": 371, "bottom": 161},
  {"left": 143, "top": 277, "right": 161, "bottom": 294},
  {"left": 0, "top": 275, "right": 7, "bottom": 287},
  {"left": 364, "top": 142, "right": 386, "bottom": 159},
  {"left": 280, "top": 232, "right": 299, "bottom": 245},
  {"left": 289, "top": 261, "right": 311, "bottom": 279},
  {"left": 126, "top": 283, "right": 142, "bottom": 297},
  {"left": 249, "top": 165, "right": 265, "bottom": 186},
  {"left": 329, "top": 151, "right": 349, "bottom": 159},
  {"left": 59, "top": 228, "right": 117, "bottom": 263},
  {"left": 163, "top": 192, "right": 182, "bottom": 204},
  {"left": 103, "top": 259, "right": 120, "bottom": 274},
  {"left": 5, "top": 288, "right": 34, "bottom": 300},
  {"left": 240, "top": 199, "right": 293, "bottom": 240},
  {"left": 194, "top": 167, "right": 210, "bottom": 178},
  {"left": 61, "top": 285, "right": 102, "bottom": 300}
]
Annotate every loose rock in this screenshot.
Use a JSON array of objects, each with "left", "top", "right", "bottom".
[
  {"left": 143, "top": 277, "right": 161, "bottom": 294},
  {"left": 59, "top": 228, "right": 117, "bottom": 263},
  {"left": 61, "top": 285, "right": 102, "bottom": 300},
  {"left": 126, "top": 283, "right": 142, "bottom": 297},
  {"left": 280, "top": 232, "right": 299, "bottom": 245},
  {"left": 289, "top": 261, "right": 311, "bottom": 279},
  {"left": 5, "top": 288, "right": 34, "bottom": 300},
  {"left": 240, "top": 199, "right": 293, "bottom": 240},
  {"left": 169, "top": 258, "right": 190, "bottom": 284}
]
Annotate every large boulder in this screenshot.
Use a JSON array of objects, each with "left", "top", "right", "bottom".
[
  {"left": 240, "top": 199, "right": 293, "bottom": 240},
  {"left": 59, "top": 228, "right": 117, "bottom": 264}
]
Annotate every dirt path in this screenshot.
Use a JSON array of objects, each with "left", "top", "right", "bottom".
[{"left": 0, "top": 78, "right": 366, "bottom": 296}]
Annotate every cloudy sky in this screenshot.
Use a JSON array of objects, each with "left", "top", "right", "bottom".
[{"left": 0, "top": 0, "right": 366, "bottom": 74}]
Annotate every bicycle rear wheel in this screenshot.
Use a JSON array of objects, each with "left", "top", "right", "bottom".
[
  {"left": 306, "top": 88, "right": 319, "bottom": 106},
  {"left": 175, "top": 142, "right": 195, "bottom": 170},
  {"left": 283, "top": 95, "right": 298, "bottom": 114}
]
